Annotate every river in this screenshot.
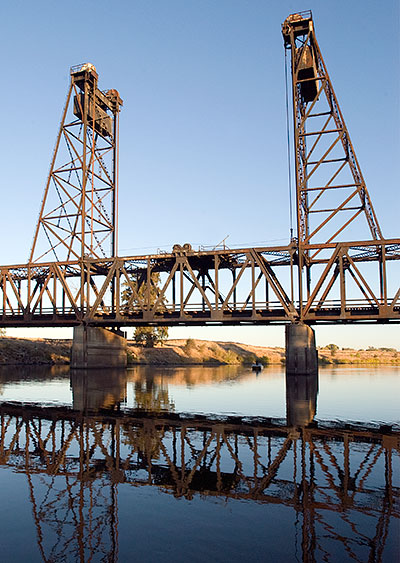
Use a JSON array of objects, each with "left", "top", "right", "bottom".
[{"left": 0, "top": 365, "right": 398, "bottom": 561}]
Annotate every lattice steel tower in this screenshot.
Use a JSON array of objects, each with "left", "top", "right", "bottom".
[
  {"left": 282, "top": 11, "right": 382, "bottom": 255},
  {"left": 29, "top": 63, "right": 123, "bottom": 263},
  {"left": 282, "top": 11, "right": 383, "bottom": 304}
]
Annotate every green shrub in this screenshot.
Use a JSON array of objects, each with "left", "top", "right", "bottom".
[
  {"left": 319, "top": 356, "right": 332, "bottom": 365},
  {"left": 259, "top": 355, "right": 270, "bottom": 366},
  {"left": 127, "top": 350, "right": 138, "bottom": 364},
  {"left": 241, "top": 353, "right": 257, "bottom": 365}
]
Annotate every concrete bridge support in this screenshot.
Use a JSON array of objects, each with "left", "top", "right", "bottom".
[
  {"left": 71, "top": 326, "right": 127, "bottom": 369},
  {"left": 285, "top": 323, "right": 318, "bottom": 376}
]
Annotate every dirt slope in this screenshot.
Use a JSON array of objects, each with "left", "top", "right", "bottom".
[{"left": 0, "top": 337, "right": 398, "bottom": 366}]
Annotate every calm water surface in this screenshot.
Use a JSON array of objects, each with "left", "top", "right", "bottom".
[{"left": 0, "top": 365, "right": 398, "bottom": 562}]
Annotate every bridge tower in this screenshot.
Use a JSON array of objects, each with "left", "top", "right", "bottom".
[
  {"left": 29, "top": 63, "right": 123, "bottom": 264},
  {"left": 282, "top": 11, "right": 383, "bottom": 374},
  {"left": 29, "top": 63, "right": 126, "bottom": 367},
  {"left": 282, "top": 12, "right": 382, "bottom": 259}
]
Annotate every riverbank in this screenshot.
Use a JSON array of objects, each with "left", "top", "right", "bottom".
[
  {"left": 0, "top": 338, "right": 70, "bottom": 365},
  {"left": 129, "top": 339, "right": 400, "bottom": 366},
  {"left": 0, "top": 337, "right": 399, "bottom": 366}
]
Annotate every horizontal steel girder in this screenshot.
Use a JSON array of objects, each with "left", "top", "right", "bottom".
[{"left": 0, "top": 240, "right": 399, "bottom": 327}]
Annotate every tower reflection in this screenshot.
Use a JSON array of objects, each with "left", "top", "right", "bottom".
[
  {"left": 285, "top": 373, "right": 318, "bottom": 427},
  {"left": 0, "top": 368, "right": 397, "bottom": 562},
  {"left": 70, "top": 369, "right": 128, "bottom": 411}
]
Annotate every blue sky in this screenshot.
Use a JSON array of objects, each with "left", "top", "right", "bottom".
[{"left": 1, "top": 0, "right": 399, "bottom": 348}]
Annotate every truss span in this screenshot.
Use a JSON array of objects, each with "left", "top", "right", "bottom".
[{"left": 0, "top": 240, "right": 399, "bottom": 328}]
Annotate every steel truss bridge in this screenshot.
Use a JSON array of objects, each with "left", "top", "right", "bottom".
[
  {"left": 1, "top": 239, "right": 399, "bottom": 328},
  {"left": 0, "top": 402, "right": 398, "bottom": 561},
  {"left": 1, "top": 11, "right": 399, "bottom": 329}
]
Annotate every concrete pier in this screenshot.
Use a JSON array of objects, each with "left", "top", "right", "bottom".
[
  {"left": 285, "top": 323, "right": 318, "bottom": 375},
  {"left": 71, "top": 326, "right": 127, "bottom": 369}
]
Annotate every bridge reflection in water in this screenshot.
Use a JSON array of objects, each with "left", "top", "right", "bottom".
[{"left": 0, "top": 370, "right": 398, "bottom": 562}]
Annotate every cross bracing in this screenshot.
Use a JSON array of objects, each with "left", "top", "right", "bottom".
[
  {"left": 0, "top": 240, "right": 399, "bottom": 327},
  {"left": 0, "top": 14, "right": 398, "bottom": 329}
]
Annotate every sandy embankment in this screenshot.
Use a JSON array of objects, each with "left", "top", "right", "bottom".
[{"left": 0, "top": 337, "right": 398, "bottom": 366}]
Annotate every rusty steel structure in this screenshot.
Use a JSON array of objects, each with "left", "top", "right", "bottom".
[
  {"left": 0, "top": 12, "right": 399, "bottom": 329},
  {"left": 29, "top": 63, "right": 123, "bottom": 264},
  {"left": 0, "top": 402, "right": 398, "bottom": 561},
  {"left": 282, "top": 11, "right": 382, "bottom": 249},
  {"left": 282, "top": 10, "right": 385, "bottom": 305},
  {"left": 0, "top": 239, "right": 399, "bottom": 327}
]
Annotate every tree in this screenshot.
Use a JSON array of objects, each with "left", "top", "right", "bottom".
[
  {"left": 122, "top": 271, "right": 168, "bottom": 348},
  {"left": 134, "top": 326, "right": 169, "bottom": 347},
  {"left": 326, "top": 343, "right": 339, "bottom": 357}
]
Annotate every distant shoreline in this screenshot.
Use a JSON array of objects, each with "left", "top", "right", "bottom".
[{"left": 0, "top": 337, "right": 399, "bottom": 367}]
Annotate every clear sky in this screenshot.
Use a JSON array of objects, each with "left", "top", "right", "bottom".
[{"left": 1, "top": 0, "right": 399, "bottom": 348}]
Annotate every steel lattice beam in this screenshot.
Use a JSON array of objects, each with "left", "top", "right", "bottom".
[{"left": 0, "top": 240, "right": 399, "bottom": 327}]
